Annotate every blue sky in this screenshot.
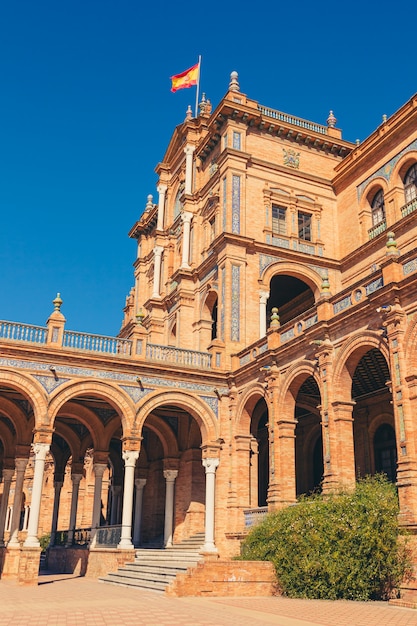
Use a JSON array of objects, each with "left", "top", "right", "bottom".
[{"left": 0, "top": 0, "right": 415, "bottom": 336}]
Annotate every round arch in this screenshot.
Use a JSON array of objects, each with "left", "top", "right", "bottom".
[
  {"left": 260, "top": 260, "right": 322, "bottom": 299},
  {"left": 235, "top": 384, "right": 270, "bottom": 434},
  {"left": 332, "top": 331, "right": 390, "bottom": 403},
  {"left": 0, "top": 368, "right": 48, "bottom": 428},
  {"left": 391, "top": 152, "right": 417, "bottom": 187},
  {"left": 135, "top": 390, "right": 218, "bottom": 445},
  {"left": 48, "top": 380, "right": 136, "bottom": 435}
]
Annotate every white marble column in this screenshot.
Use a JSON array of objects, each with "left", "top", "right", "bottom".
[
  {"left": 163, "top": 470, "right": 178, "bottom": 547},
  {"left": 24, "top": 442, "right": 50, "bottom": 547},
  {"left": 156, "top": 184, "right": 167, "bottom": 231},
  {"left": 67, "top": 473, "right": 83, "bottom": 546},
  {"left": 8, "top": 458, "right": 28, "bottom": 547},
  {"left": 180, "top": 212, "right": 193, "bottom": 269},
  {"left": 184, "top": 144, "right": 196, "bottom": 195},
  {"left": 90, "top": 463, "right": 107, "bottom": 545},
  {"left": 0, "top": 469, "right": 14, "bottom": 546},
  {"left": 152, "top": 246, "right": 164, "bottom": 298},
  {"left": 202, "top": 458, "right": 219, "bottom": 552},
  {"left": 259, "top": 291, "right": 270, "bottom": 338},
  {"left": 133, "top": 478, "right": 147, "bottom": 546},
  {"left": 118, "top": 450, "right": 140, "bottom": 549},
  {"left": 50, "top": 480, "right": 63, "bottom": 546}
]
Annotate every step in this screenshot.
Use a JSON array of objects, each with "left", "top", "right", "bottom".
[{"left": 100, "top": 573, "right": 168, "bottom": 592}]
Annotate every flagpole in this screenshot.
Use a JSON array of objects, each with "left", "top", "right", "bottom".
[{"left": 194, "top": 55, "right": 201, "bottom": 118}]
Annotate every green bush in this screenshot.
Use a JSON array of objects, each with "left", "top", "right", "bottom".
[
  {"left": 39, "top": 533, "right": 51, "bottom": 552},
  {"left": 239, "top": 475, "right": 411, "bottom": 600}
]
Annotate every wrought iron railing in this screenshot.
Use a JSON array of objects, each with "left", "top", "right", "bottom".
[
  {"left": 95, "top": 525, "right": 122, "bottom": 547},
  {"left": 0, "top": 321, "right": 47, "bottom": 344},
  {"left": 146, "top": 343, "right": 212, "bottom": 368},
  {"left": 63, "top": 330, "right": 132, "bottom": 356},
  {"left": 53, "top": 527, "right": 91, "bottom": 546}
]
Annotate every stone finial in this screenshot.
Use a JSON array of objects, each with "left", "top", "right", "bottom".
[
  {"left": 145, "top": 194, "right": 153, "bottom": 213},
  {"left": 185, "top": 105, "right": 193, "bottom": 120},
  {"left": 321, "top": 275, "right": 331, "bottom": 294},
  {"left": 355, "top": 139, "right": 360, "bottom": 146},
  {"left": 199, "top": 92, "right": 207, "bottom": 114},
  {"left": 270, "top": 307, "right": 280, "bottom": 329},
  {"left": 382, "top": 114, "right": 387, "bottom": 123},
  {"left": 136, "top": 308, "right": 145, "bottom": 325},
  {"left": 386, "top": 231, "right": 399, "bottom": 255},
  {"left": 327, "top": 110, "right": 337, "bottom": 128},
  {"left": 229, "top": 71, "right": 240, "bottom": 92},
  {"left": 52, "top": 293, "right": 63, "bottom": 311}
]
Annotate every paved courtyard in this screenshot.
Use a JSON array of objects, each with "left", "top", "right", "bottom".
[{"left": 1, "top": 573, "right": 417, "bottom": 626}]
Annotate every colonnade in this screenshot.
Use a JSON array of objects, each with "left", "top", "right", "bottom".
[{"left": 0, "top": 441, "right": 220, "bottom": 554}]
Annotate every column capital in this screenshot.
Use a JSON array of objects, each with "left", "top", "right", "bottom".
[
  {"left": 71, "top": 473, "right": 83, "bottom": 486},
  {"left": 32, "top": 442, "right": 50, "bottom": 461},
  {"left": 153, "top": 245, "right": 164, "bottom": 257},
  {"left": 184, "top": 144, "right": 196, "bottom": 156},
  {"left": 93, "top": 463, "right": 107, "bottom": 478},
  {"left": 181, "top": 211, "right": 193, "bottom": 225},
  {"left": 15, "top": 458, "right": 28, "bottom": 472},
  {"left": 163, "top": 469, "right": 178, "bottom": 482},
  {"left": 135, "top": 478, "right": 147, "bottom": 489},
  {"left": 202, "top": 457, "right": 220, "bottom": 473},
  {"left": 259, "top": 290, "right": 270, "bottom": 304},
  {"left": 122, "top": 449, "right": 140, "bottom": 467},
  {"left": 157, "top": 183, "right": 167, "bottom": 194},
  {"left": 2, "top": 469, "right": 14, "bottom": 481}
]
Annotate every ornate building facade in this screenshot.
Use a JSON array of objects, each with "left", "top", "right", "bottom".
[{"left": 1, "top": 72, "right": 417, "bottom": 594}]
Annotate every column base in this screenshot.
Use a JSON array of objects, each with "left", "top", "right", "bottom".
[{"left": 117, "top": 539, "right": 134, "bottom": 550}]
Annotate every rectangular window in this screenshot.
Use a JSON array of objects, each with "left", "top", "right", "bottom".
[
  {"left": 233, "top": 131, "right": 241, "bottom": 150},
  {"left": 298, "top": 211, "right": 312, "bottom": 241},
  {"left": 272, "top": 205, "right": 286, "bottom": 235}
]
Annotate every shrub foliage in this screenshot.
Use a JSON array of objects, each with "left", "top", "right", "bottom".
[{"left": 239, "top": 475, "right": 411, "bottom": 600}]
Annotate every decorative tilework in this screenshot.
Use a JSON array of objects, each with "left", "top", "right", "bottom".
[
  {"left": 120, "top": 385, "right": 152, "bottom": 403},
  {"left": 34, "top": 375, "right": 70, "bottom": 393},
  {"left": 403, "top": 258, "right": 417, "bottom": 276},
  {"left": 280, "top": 328, "right": 295, "bottom": 343},
  {"left": 271, "top": 236, "right": 290, "bottom": 249},
  {"left": 222, "top": 177, "right": 227, "bottom": 231},
  {"left": 221, "top": 266, "right": 225, "bottom": 341},
  {"left": 232, "top": 175, "right": 241, "bottom": 234},
  {"left": 309, "top": 265, "right": 329, "bottom": 279},
  {"left": 259, "top": 342, "right": 268, "bottom": 354},
  {"left": 259, "top": 254, "right": 284, "bottom": 275},
  {"left": 365, "top": 277, "right": 384, "bottom": 294},
  {"left": 231, "top": 264, "right": 240, "bottom": 341},
  {"left": 201, "top": 395, "right": 219, "bottom": 418},
  {"left": 333, "top": 295, "right": 352, "bottom": 314},
  {"left": 239, "top": 354, "right": 251, "bottom": 366},
  {"left": 357, "top": 138, "right": 417, "bottom": 201}
]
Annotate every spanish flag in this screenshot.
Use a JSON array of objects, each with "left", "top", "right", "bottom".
[{"left": 171, "top": 62, "right": 199, "bottom": 93}]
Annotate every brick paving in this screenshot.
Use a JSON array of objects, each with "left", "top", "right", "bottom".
[{"left": 1, "top": 573, "right": 417, "bottom": 626}]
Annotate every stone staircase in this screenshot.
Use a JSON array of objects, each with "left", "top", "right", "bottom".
[{"left": 99, "top": 533, "right": 205, "bottom": 592}]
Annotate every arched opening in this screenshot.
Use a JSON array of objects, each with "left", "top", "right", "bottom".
[
  {"left": 374, "top": 424, "right": 397, "bottom": 482},
  {"left": 351, "top": 348, "right": 396, "bottom": 481},
  {"left": 139, "top": 404, "right": 205, "bottom": 546},
  {"left": 250, "top": 398, "right": 269, "bottom": 507},
  {"left": 267, "top": 275, "right": 315, "bottom": 327},
  {"left": 294, "top": 376, "right": 323, "bottom": 496},
  {"left": 404, "top": 163, "right": 417, "bottom": 204}
]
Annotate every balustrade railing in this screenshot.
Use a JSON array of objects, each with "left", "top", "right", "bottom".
[
  {"left": 146, "top": 343, "right": 211, "bottom": 368},
  {"left": 368, "top": 220, "right": 387, "bottom": 239},
  {"left": 258, "top": 106, "right": 328, "bottom": 135},
  {"left": 53, "top": 527, "right": 90, "bottom": 547},
  {"left": 401, "top": 197, "right": 417, "bottom": 218},
  {"left": 0, "top": 321, "right": 47, "bottom": 344},
  {"left": 243, "top": 507, "right": 268, "bottom": 528},
  {"left": 63, "top": 330, "right": 132, "bottom": 356}
]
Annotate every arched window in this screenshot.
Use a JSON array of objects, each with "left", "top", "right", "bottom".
[
  {"left": 404, "top": 163, "right": 417, "bottom": 204},
  {"left": 371, "top": 189, "right": 385, "bottom": 226}
]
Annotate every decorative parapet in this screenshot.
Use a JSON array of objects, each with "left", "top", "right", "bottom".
[
  {"left": 63, "top": 330, "right": 133, "bottom": 356},
  {"left": 146, "top": 343, "right": 211, "bottom": 368},
  {"left": 0, "top": 321, "right": 47, "bottom": 344}
]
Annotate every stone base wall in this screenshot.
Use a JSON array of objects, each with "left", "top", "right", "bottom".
[
  {"left": 47, "top": 546, "right": 135, "bottom": 578},
  {"left": 166, "top": 559, "right": 279, "bottom": 597},
  {"left": 0, "top": 546, "right": 41, "bottom": 586}
]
